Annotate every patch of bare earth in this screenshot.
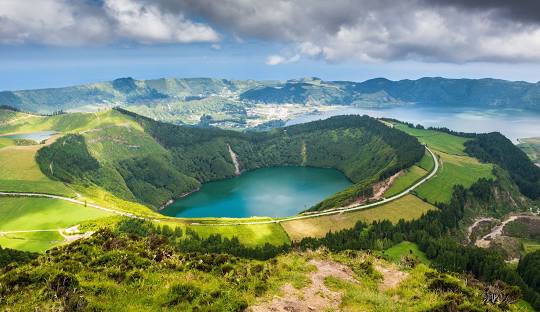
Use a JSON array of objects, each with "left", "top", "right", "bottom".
[
  {"left": 59, "top": 225, "right": 94, "bottom": 243},
  {"left": 371, "top": 170, "right": 403, "bottom": 200},
  {"left": 249, "top": 259, "right": 357, "bottom": 312},
  {"left": 375, "top": 264, "right": 408, "bottom": 291}
]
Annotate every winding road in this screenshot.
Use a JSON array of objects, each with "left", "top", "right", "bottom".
[{"left": 0, "top": 146, "right": 439, "bottom": 226}]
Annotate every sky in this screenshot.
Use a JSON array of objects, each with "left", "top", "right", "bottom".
[{"left": 1, "top": 0, "right": 540, "bottom": 90}]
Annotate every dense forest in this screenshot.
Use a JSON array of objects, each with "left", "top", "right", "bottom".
[
  {"left": 36, "top": 109, "right": 424, "bottom": 210},
  {"left": 518, "top": 250, "right": 540, "bottom": 295},
  {"left": 465, "top": 132, "right": 540, "bottom": 199}
]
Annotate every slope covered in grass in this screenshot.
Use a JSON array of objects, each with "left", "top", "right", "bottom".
[
  {"left": 281, "top": 194, "right": 436, "bottom": 241},
  {"left": 36, "top": 110, "right": 424, "bottom": 211}
]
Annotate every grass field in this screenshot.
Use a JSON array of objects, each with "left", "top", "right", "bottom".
[
  {"left": 281, "top": 194, "right": 436, "bottom": 241},
  {"left": 0, "top": 197, "right": 112, "bottom": 252},
  {"left": 384, "top": 165, "right": 427, "bottom": 197},
  {"left": 517, "top": 137, "right": 540, "bottom": 163},
  {"left": 0, "top": 231, "right": 63, "bottom": 253},
  {"left": 0, "top": 197, "right": 112, "bottom": 231},
  {"left": 383, "top": 241, "right": 431, "bottom": 265},
  {"left": 415, "top": 151, "right": 494, "bottom": 204},
  {"left": 0, "top": 144, "right": 76, "bottom": 196},
  {"left": 188, "top": 223, "right": 291, "bottom": 247},
  {"left": 391, "top": 122, "right": 495, "bottom": 204},
  {"left": 393, "top": 123, "right": 469, "bottom": 155},
  {"left": 0, "top": 110, "right": 142, "bottom": 135},
  {"left": 521, "top": 239, "right": 540, "bottom": 254},
  {"left": 418, "top": 150, "right": 435, "bottom": 172}
]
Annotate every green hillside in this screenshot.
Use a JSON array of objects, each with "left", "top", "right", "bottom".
[{"left": 36, "top": 109, "right": 424, "bottom": 210}]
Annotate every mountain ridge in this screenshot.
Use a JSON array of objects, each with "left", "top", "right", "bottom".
[{"left": 3, "top": 76, "right": 540, "bottom": 114}]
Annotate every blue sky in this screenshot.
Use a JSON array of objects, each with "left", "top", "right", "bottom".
[{"left": 1, "top": 0, "right": 540, "bottom": 90}]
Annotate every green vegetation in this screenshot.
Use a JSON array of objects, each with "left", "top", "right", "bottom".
[
  {"left": 384, "top": 165, "right": 427, "bottom": 197},
  {"left": 415, "top": 151, "right": 494, "bottom": 204},
  {"left": 466, "top": 132, "right": 540, "bottom": 199},
  {"left": 281, "top": 194, "right": 436, "bottom": 241},
  {"left": 393, "top": 122, "right": 469, "bottom": 155},
  {"left": 37, "top": 110, "right": 424, "bottom": 210},
  {"left": 518, "top": 137, "right": 540, "bottom": 163},
  {"left": 0, "top": 231, "right": 63, "bottom": 253},
  {"left": 0, "top": 144, "right": 75, "bottom": 196},
  {"left": 518, "top": 250, "right": 540, "bottom": 305},
  {"left": 187, "top": 223, "right": 290, "bottom": 247},
  {"left": 0, "top": 197, "right": 111, "bottom": 231},
  {"left": 0, "top": 220, "right": 530, "bottom": 311},
  {"left": 417, "top": 150, "right": 435, "bottom": 172},
  {"left": 0, "top": 197, "right": 112, "bottom": 252},
  {"left": 383, "top": 241, "right": 430, "bottom": 265}
]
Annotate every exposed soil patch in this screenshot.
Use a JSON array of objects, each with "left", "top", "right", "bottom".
[
  {"left": 371, "top": 171, "right": 403, "bottom": 200},
  {"left": 375, "top": 264, "right": 408, "bottom": 291},
  {"left": 249, "top": 259, "right": 357, "bottom": 312}
]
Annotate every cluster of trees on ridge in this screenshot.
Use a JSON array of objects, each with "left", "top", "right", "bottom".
[{"left": 36, "top": 109, "right": 424, "bottom": 211}]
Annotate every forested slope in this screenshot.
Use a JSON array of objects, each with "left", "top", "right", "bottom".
[{"left": 36, "top": 109, "right": 424, "bottom": 211}]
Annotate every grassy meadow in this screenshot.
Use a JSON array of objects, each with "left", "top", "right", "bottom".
[
  {"left": 392, "top": 122, "right": 494, "bottom": 204},
  {"left": 384, "top": 165, "right": 427, "bottom": 197},
  {"left": 0, "top": 197, "right": 112, "bottom": 252},
  {"left": 393, "top": 123, "right": 469, "bottom": 155},
  {"left": 383, "top": 241, "right": 431, "bottom": 265},
  {"left": 281, "top": 194, "right": 436, "bottom": 241},
  {"left": 415, "top": 151, "right": 494, "bottom": 204}
]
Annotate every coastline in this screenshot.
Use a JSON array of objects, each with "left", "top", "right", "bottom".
[{"left": 158, "top": 188, "right": 200, "bottom": 211}]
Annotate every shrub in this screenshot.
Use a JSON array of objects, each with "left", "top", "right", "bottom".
[{"left": 165, "top": 283, "right": 202, "bottom": 306}]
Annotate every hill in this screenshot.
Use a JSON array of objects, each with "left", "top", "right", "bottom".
[
  {"left": 35, "top": 109, "right": 424, "bottom": 210},
  {"left": 2, "top": 77, "right": 540, "bottom": 128}
]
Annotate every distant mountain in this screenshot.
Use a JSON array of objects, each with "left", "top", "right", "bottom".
[{"left": 2, "top": 76, "right": 540, "bottom": 114}]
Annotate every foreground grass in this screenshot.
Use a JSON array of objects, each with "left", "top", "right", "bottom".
[
  {"left": 415, "top": 151, "right": 494, "bottom": 204},
  {"left": 281, "top": 195, "right": 436, "bottom": 241}
]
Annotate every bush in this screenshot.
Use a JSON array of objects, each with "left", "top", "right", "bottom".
[
  {"left": 48, "top": 272, "right": 79, "bottom": 299},
  {"left": 165, "top": 283, "right": 202, "bottom": 306}
]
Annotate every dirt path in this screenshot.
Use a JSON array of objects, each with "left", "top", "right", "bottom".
[
  {"left": 58, "top": 225, "right": 95, "bottom": 243},
  {"left": 466, "top": 217, "right": 497, "bottom": 244},
  {"left": 250, "top": 259, "right": 357, "bottom": 312},
  {"left": 475, "top": 214, "right": 540, "bottom": 248}
]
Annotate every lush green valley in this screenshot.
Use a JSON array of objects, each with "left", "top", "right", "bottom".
[{"left": 1, "top": 107, "right": 540, "bottom": 310}]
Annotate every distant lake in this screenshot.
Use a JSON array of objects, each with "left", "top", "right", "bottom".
[
  {"left": 161, "top": 166, "right": 352, "bottom": 218},
  {"left": 287, "top": 106, "right": 540, "bottom": 143},
  {"left": 2, "top": 131, "right": 56, "bottom": 143}
]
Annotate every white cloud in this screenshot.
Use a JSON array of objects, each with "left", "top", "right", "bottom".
[
  {"left": 0, "top": 0, "right": 110, "bottom": 45},
  {"left": 0, "top": 0, "right": 219, "bottom": 46},
  {"left": 265, "top": 54, "right": 300, "bottom": 65},
  {"left": 156, "top": 0, "right": 540, "bottom": 63},
  {"left": 104, "top": 0, "right": 219, "bottom": 44}
]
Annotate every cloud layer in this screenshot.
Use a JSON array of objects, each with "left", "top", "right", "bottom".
[
  {"left": 1, "top": 0, "right": 540, "bottom": 63},
  {"left": 0, "top": 0, "right": 218, "bottom": 45}
]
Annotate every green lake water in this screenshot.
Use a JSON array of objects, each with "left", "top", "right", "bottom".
[{"left": 161, "top": 166, "right": 352, "bottom": 218}]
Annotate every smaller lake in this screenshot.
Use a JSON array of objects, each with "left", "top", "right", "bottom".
[
  {"left": 161, "top": 166, "right": 352, "bottom": 218},
  {"left": 2, "top": 131, "right": 56, "bottom": 143}
]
